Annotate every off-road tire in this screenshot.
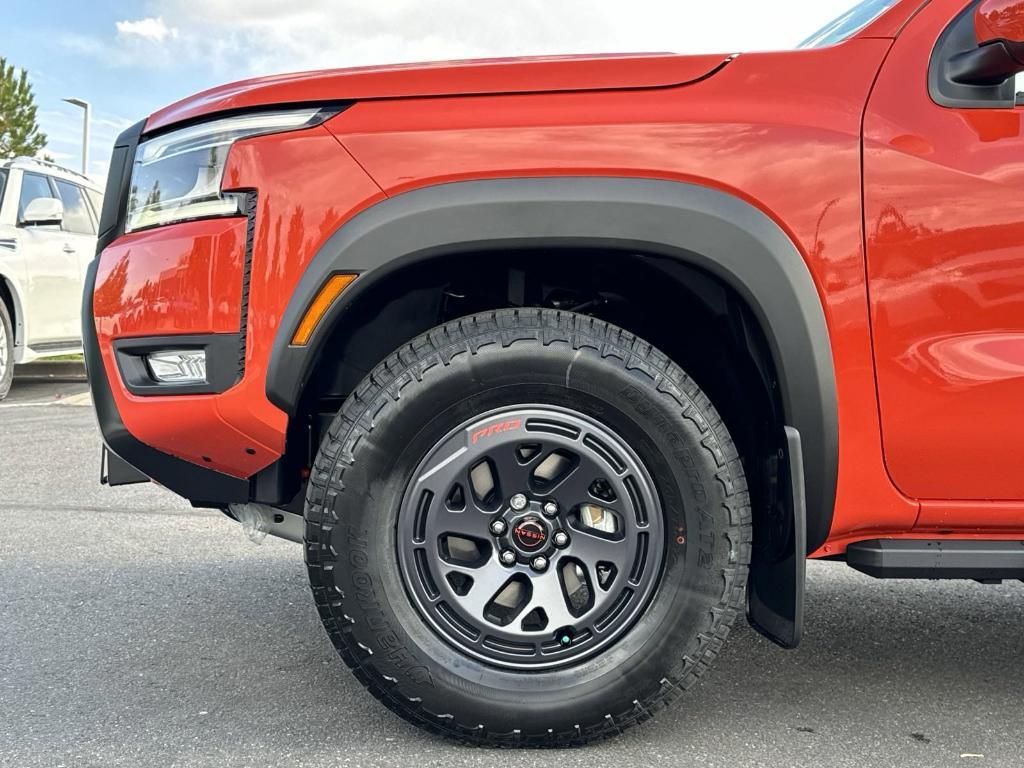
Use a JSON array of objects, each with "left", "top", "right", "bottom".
[{"left": 304, "top": 309, "right": 751, "bottom": 746}]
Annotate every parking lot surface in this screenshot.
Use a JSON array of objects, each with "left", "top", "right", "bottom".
[{"left": 1, "top": 379, "right": 1022, "bottom": 767}]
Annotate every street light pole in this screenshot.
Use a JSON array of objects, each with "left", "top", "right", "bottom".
[{"left": 62, "top": 98, "right": 91, "bottom": 176}]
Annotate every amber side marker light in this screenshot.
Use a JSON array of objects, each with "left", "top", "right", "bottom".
[{"left": 291, "top": 273, "right": 358, "bottom": 346}]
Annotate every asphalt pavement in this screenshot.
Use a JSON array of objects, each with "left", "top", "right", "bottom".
[{"left": 1, "top": 374, "right": 1022, "bottom": 767}]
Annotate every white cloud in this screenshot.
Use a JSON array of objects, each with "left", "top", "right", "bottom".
[
  {"left": 115, "top": 16, "right": 178, "bottom": 43},
  {"left": 173, "top": 0, "right": 851, "bottom": 75},
  {"left": 78, "top": 1, "right": 854, "bottom": 79},
  {"left": 49, "top": 0, "right": 862, "bottom": 187}
]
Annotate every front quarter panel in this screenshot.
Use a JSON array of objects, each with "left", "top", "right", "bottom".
[{"left": 325, "top": 40, "right": 919, "bottom": 552}]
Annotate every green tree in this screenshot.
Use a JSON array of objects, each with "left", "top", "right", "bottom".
[{"left": 0, "top": 57, "right": 47, "bottom": 159}]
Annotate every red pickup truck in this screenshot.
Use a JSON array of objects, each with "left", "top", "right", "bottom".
[{"left": 84, "top": 0, "right": 1024, "bottom": 745}]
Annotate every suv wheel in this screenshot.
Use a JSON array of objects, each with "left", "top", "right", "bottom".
[
  {"left": 304, "top": 309, "right": 751, "bottom": 746},
  {"left": 0, "top": 300, "right": 13, "bottom": 400}
]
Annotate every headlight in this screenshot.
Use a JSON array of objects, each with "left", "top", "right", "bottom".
[{"left": 125, "top": 108, "right": 327, "bottom": 233}]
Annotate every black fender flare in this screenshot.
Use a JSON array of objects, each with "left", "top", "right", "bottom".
[
  {"left": 267, "top": 177, "right": 838, "bottom": 555},
  {"left": 0, "top": 272, "right": 26, "bottom": 356}
]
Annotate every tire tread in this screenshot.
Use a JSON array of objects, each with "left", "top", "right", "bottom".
[{"left": 305, "top": 308, "right": 752, "bottom": 747}]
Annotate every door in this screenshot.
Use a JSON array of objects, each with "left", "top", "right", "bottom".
[
  {"left": 17, "top": 172, "right": 82, "bottom": 345},
  {"left": 52, "top": 179, "right": 98, "bottom": 342},
  {"left": 864, "top": 0, "right": 1024, "bottom": 505}
]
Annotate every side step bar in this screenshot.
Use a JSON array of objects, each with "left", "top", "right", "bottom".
[{"left": 847, "top": 539, "right": 1024, "bottom": 581}]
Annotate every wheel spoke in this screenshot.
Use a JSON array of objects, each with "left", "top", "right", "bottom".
[
  {"left": 449, "top": 564, "right": 515, "bottom": 624},
  {"left": 488, "top": 441, "right": 538, "bottom": 497},
  {"left": 568, "top": 529, "right": 633, "bottom": 574},
  {"left": 428, "top": 506, "right": 494, "bottom": 541},
  {"left": 547, "top": 463, "right": 599, "bottom": 507},
  {"left": 522, "top": 568, "right": 577, "bottom": 630}
]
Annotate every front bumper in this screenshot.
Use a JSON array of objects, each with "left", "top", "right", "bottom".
[
  {"left": 83, "top": 119, "right": 251, "bottom": 505},
  {"left": 83, "top": 110, "right": 385, "bottom": 506},
  {"left": 83, "top": 253, "right": 251, "bottom": 505}
]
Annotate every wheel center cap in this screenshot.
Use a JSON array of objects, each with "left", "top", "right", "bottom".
[{"left": 512, "top": 516, "right": 548, "bottom": 551}]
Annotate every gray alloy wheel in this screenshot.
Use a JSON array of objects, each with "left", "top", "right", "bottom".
[{"left": 397, "top": 405, "right": 664, "bottom": 669}]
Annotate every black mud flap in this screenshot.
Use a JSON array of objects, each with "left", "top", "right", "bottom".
[
  {"left": 101, "top": 446, "right": 150, "bottom": 487},
  {"left": 747, "top": 426, "right": 806, "bottom": 649}
]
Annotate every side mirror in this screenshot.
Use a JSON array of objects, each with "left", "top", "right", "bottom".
[
  {"left": 949, "top": 0, "right": 1024, "bottom": 86},
  {"left": 20, "top": 197, "right": 64, "bottom": 227},
  {"left": 976, "top": 0, "right": 1024, "bottom": 46}
]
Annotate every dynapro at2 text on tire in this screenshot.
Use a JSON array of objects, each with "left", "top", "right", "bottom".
[{"left": 304, "top": 309, "right": 751, "bottom": 746}]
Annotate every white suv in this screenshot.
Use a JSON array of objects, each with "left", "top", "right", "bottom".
[{"left": 0, "top": 157, "right": 103, "bottom": 399}]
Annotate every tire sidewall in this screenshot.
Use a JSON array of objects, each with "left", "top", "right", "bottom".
[
  {"left": 0, "top": 301, "right": 13, "bottom": 400},
  {"left": 311, "top": 324, "right": 741, "bottom": 732}
]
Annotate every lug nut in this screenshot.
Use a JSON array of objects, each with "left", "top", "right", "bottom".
[
  {"left": 552, "top": 530, "right": 569, "bottom": 548},
  {"left": 542, "top": 501, "right": 559, "bottom": 518},
  {"left": 489, "top": 519, "right": 507, "bottom": 536},
  {"left": 510, "top": 493, "right": 528, "bottom": 511},
  {"left": 530, "top": 555, "right": 549, "bottom": 572},
  {"left": 500, "top": 549, "right": 517, "bottom": 566}
]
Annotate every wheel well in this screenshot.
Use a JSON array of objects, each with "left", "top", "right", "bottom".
[{"left": 291, "top": 248, "right": 789, "bottom": 556}]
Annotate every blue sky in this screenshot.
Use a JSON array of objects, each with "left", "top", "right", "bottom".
[
  {"left": 6, "top": 1, "right": 193, "bottom": 178},
  {"left": 5, "top": 0, "right": 853, "bottom": 183}
]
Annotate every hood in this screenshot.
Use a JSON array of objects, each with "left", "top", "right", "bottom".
[{"left": 146, "top": 52, "right": 733, "bottom": 132}]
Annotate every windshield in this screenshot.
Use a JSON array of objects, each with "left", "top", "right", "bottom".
[{"left": 798, "top": 0, "right": 902, "bottom": 48}]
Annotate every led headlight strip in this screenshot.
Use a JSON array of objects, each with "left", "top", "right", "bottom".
[{"left": 125, "top": 107, "right": 336, "bottom": 233}]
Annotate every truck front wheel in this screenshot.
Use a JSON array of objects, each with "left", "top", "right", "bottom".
[{"left": 304, "top": 309, "right": 751, "bottom": 745}]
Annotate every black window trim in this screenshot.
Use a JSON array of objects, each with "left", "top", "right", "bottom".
[
  {"left": 52, "top": 177, "right": 97, "bottom": 236},
  {"left": 82, "top": 187, "right": 102, "bottom": 229}
]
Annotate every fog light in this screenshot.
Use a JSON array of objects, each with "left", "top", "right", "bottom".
[{"left": 146, "top": 350, "right": 207, "bottom": 384}]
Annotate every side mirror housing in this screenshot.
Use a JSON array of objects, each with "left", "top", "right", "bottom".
[
  {"left": 20, "top": 197, "right": 64, "bottom": 227},
  {"left": 949, "top": 0, "right": 1024, "bottom": 86},
  {"left": 975, "top": 0, "right": 1024, "bottom": 46}
]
